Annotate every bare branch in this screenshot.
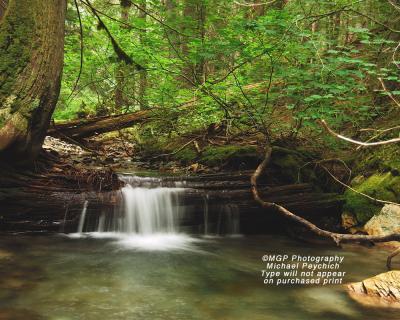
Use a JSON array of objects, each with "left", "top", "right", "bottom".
[
  {"left": 251, "top": 147, "right": 400, "bottom": 249},
  {"left": 321, "top": 120, "right": 400, "bottom": 146},
  {"left": 234, "top": 0, "right": 277, "bottom": 7},
  {"left": 387, "top": 247, "right": 400, "bottom": 270},
  {"left": 387, "top": 0, "right": 400, "bottom": 11}
]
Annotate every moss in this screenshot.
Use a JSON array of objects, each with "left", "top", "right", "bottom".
[
  {"left": 0, "top": 1, "right": 35, "bottom": 101},
  {"left": 344, "top": 173, "right": 400, "bottom": 223},
  {"left": 139, "top": 140, "right": 167, "bottom": 157},
  {"left": 199, "top": 145, "right": 260, "bottom": 168},
  {"left": 353, "top": 144, "right": 400, "bottom": 174},
  {"left": 270, "top": 146, "right": 317, "bottom": 184},
  {"left": 173, "top": 148, "right": 198, "bottom": 164},
  {"left": 0, "top": 1, "right": 37, "bottom": 133}
]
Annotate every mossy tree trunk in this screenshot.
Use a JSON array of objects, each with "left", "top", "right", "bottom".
[{"left": 0, "top": 0, "right": 66, "bottom": 164}]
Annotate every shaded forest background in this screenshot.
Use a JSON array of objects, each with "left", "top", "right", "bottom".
[{"left": 56, "top": 0, "right": 400, "bottom": 152}]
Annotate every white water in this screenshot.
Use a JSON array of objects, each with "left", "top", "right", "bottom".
[
  {"left": 70, "top": 175, "right": 241, "bottom": 249},
  {"left": 77, "top": 200, "right": 88, "bottom": 233},
  {"left": 71, "top": 178, "right": 192, "bottom": 250},
  {"left": 120, "top": 185, "right": 182, "bottom": 234}
]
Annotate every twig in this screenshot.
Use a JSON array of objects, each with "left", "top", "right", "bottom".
[
  {"left": 151, "top": 136, "right": 202, "bottom": 159},
  {"left": 320, "top": 163, "right": 400, "bottom": 207},
  {"left": 378, "top": 77, "right": 400, "bottom": 108},
  {"left": 298, "top": 158, "right": 352, "bottom": 185},
  {"left": 127, "top": 1, "right": 191, "bottom": 38}
]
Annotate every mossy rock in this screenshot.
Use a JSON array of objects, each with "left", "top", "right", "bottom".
[
  {"left": 354, "top": 144, "right": 400, "bottom": 174},
  {"left": 344, "top": 172, "right": 400, "bottom": 224},
  {"left": 173, "top": 147, "right": 198, "bottom": 164},
  {"left": 269, "top": 146, "right": 317, "bottom": 184},
  {"left": 199, "top": 145, "right": 260, "bottom": 169}
]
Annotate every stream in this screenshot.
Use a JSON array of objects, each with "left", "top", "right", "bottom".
[{"left": 0, "top": 175, "right": 398, "bottom": 320}]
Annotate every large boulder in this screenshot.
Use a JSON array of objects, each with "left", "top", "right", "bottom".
[
  {"left": 365, "top": 204, "right": 400, "bottom": 236},
  {"left": 347, "top": 271, "right": 400, "bottom": 308}
]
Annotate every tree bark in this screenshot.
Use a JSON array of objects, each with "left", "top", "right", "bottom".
[
  {"left": 114, "top": 0, "right": 132, "bottom": 112},
  {"left": 138, "top": 0, "right": 148, "bottom": 107},
  {"left": 48, "top": 110, "right": 150, "bottom": 139},
  {"left": 0, "top": 0, "right": 7, "bottom": 21},
  {"left": 0, "top": 0, "right": 66, "bottom": 164},
  {"left": 181, "top": 0, "right": 206, "bottom": 86}
]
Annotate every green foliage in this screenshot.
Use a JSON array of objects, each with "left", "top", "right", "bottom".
[{"left": 55, "top": 0, "right": 400, "bottom": 143}]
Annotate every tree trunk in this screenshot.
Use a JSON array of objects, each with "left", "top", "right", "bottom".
[
  {"left": 138, "top": 0, "right": 148, "bottom": 107},
  {"left": 114, "top": 0, "right": 132, "bottom": 112},
  {"left": 48, "top": 110, "right": 150, "bottom": 139},
  {"left": 0, "top": 0, "right": 7, "bottom": 21},
  {"left": 0, "top": 0, "right": 66, "bottom": 164}
]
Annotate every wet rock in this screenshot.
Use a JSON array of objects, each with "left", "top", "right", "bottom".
[
  {"left": 340, "top": 212, "right": 363, "bottom": 234},
  {"left": 364, "top": 204, "right": 400, "bottom": 247},
  {"left": 365, "top": 204, "right": 400, "bottom": 235},
  {"left": 347, "top": 271, "right": 400, "bottom": 308},
  {"left": 341, "top": 212, "right": 358, "bottom": 230}
]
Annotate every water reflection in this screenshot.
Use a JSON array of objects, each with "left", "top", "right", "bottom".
[{"left": 0, "top": 234, "right": 397, "bottom": 320}]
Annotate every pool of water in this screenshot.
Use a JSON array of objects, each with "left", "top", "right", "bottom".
[{"left": 0, "top": 234, "right": 398, "bottom": 320}]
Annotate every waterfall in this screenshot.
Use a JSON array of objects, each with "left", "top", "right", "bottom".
[
  {"left": 77, "top": 200, "right": 88, "bottom": 233},
  {"left": 76, "top": 182, "right": 184, "bottom": 235},
  {"left": 224, "top": 204, "right": 241, "bottom": 236},
  {"left": 118, "top": 185, "right": 182, "bottom": 234},
  {"left": 202, "top": 203, "right": 241, "bottom": 237},
  {"left": 203, "top": 194, "right": 209, "bottom": 236},
  {"left": 72, "top": 176, "right": 195, "bottom": 250},
  {"left": 72, "top": 175, "right": 241, "bottom": 249}
]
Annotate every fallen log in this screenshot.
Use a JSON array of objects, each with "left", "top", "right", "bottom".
[{"left": 48, "top": 110, "right": 150, "bottom": 139}]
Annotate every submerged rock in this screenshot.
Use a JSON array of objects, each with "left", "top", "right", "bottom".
[{"left": 347, "top": 271, "right": 400, "bottom": 308}]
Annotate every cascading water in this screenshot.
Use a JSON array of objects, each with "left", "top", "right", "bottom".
[
  {"left": 77, "top": 200, "right": 88, "bottom": 234},
  {"left": 71, "top": 175, "right": 241, "bottom": 249},
  {"left": 119, "top": 185, "right": 182, "bottom": 234},
  {"left": 72, "top": 176, "right": 195, "bottom": 250}
]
